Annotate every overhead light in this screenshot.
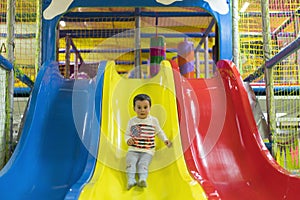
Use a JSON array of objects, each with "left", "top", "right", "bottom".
[
  {"left": 240, "top": 2, "right": 250, "bottom": 13},
  {"left": 59, "top": 20, "right": 66, "bottom": 27}
]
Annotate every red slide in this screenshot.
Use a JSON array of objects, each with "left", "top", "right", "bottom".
[{"left": 174, "top": 59, "right": 300, "bottom": 200}]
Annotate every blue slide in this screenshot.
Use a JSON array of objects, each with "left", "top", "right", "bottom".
[{"left": 0, "top": 61, "right": 103, "bottom": 200}]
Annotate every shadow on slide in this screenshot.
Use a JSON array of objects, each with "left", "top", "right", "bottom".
[
  {"left": 175, "top": 59, "right": 300, "bottom": 200},
  {"left": 78, "top": 61, "right": 206, "bottom": 199},
  {"left": 0, "top": 61, "right": 103, "bottom": 200}
]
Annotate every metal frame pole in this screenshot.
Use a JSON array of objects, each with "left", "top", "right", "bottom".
[
  {"left": 134, "top": 8, "right": 141, "bottom": 78},
  {"left": 6, "top": 0, "right": 15, "bottom": 161},
  {"left": 261, "top": 0, "right": 275, "bottom": 152},
  {"left": 35, "top": 0, "right": 42, "bottom": 75},
  {"left": 232, "top": 0, "right": 240, "bottom": 71},
  {"left": 204, "top": 36, "right": 209, "bottom": 78}
]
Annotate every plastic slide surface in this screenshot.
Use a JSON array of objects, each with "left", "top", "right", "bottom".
[
  {"left": 64, "top": 61, "right": 105, "bottom": 200},
  {"left": 79, "top": 61, "right": 207, "bottom": 200},
  {"left": 0, "top": 62, "right": 101, "bottom": 200},
  {"left": 175, "top": 59, "right": 300, "bottom": 200}
]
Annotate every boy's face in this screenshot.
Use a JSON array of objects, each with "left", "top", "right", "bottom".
[{"left": 134, "top": 100, "right": 150, "bottom": 119}]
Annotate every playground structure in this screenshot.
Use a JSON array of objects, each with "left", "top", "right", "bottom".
[{"left": 0, "top": 0, "right": 299, "bottom": 199}]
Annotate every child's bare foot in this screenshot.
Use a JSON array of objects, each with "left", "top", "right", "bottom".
[
  {"left": 127, "top": 181, "right": 136, "bottom": 190},
  {"left": 138, "top": 180, "right": 147, "bottom": 188}
]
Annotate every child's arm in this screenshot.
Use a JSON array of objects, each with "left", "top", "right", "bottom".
[
  {"left": 125, "top": 119, "right": 135, "bottom": 146},
  {"left": 153, "top": 117, "right": 172, "bottom": 148}
]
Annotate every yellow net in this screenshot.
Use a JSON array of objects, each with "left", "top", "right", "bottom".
[{"left": 239, "top": 0, "right": 300, "bottom": 174}]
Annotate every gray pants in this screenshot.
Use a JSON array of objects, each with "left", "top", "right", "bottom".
[{"left": 126, "top": 151, "right": 153, "bottom": 183}]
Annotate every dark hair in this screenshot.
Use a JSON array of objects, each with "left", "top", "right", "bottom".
[{"left": 133, "top": 94, "right": 151, "bottom": 107}]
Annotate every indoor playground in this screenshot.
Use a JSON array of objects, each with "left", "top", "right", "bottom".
[{"left": 0, "top": 0, "right": 300, "bottom": 199}]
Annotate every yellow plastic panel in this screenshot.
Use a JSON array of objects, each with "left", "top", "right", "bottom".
[{"left": 79, "top": 61, "right": 207, "bottom": 200}]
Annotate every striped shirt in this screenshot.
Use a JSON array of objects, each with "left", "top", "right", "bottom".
[{"left": 125, "top": 115, "right": 168, "bottom": 155}]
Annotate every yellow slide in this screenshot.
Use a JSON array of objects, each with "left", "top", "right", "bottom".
[{"left": 79, "top": 61, "right": 207, "bottom": 200}]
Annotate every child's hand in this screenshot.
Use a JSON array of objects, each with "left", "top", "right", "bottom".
[
  {"left": 164, "top": 140, "right": 172, "bottom": 148},
  {"left": 127, "top": 138, "right": 135, "bottom": 146}
]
